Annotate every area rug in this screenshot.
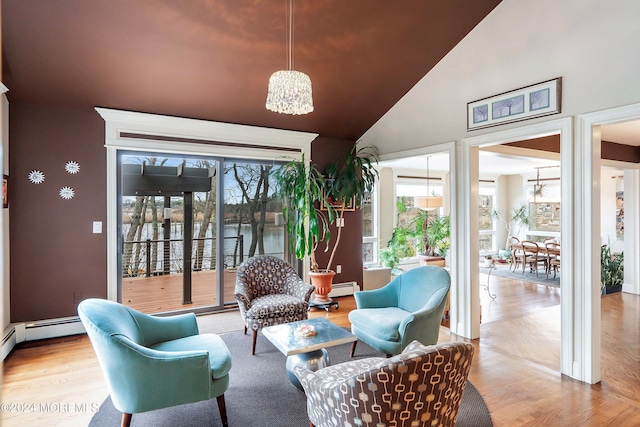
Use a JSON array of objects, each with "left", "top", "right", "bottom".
[
  {"left": 489, "top": 263, "right": 560, "bottom": 287},
  {"left": 89, "top": 331, "right": 493, "bottom": 427}
]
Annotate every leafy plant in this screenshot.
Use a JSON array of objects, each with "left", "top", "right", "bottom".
[
  {"left": 601, "top": 245, "right": 623, "bottom": 292},
  {"left": 322, "top": 142, "right": 379, "bottom": 271},
  {"left": 380, "top": 203, "right": 451, "bottom": 269},
  {"left": 379, "top": 225, "right": 416, "bottom": 270},
  {"left": 272, "top": 142, "right": 378, "bottom": 273},
  {"left": 272, "top": 154, "right": 334, "bottom": 270},
  {"left": 492, "top": 202, "right": 530, "bottom": 249},
  {"left": 425, "top": 214, "right": 451, "bottom": 256}
]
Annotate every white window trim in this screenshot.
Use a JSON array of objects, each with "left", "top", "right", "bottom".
[{"left": 96, "top": 108, "right": 318, "bottom": 301}]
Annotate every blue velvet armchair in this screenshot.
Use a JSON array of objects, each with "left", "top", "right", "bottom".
[
  {"left": 348, "top": 265, "right": 450, "bottom": 357},
  {"left": 78, "top": 298, "right": 232, "bottom": 427}
]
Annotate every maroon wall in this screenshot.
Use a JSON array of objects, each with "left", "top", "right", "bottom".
[
  {"left": 311, "top": 137, "right": 364, "bottom": 289},
  {"left": 9, "top": 104, "right": 107, "bottom": 321}
]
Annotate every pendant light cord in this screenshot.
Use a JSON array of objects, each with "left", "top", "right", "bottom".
[{"left": 287, "top": 0, "right": 294, "bottom": 71}]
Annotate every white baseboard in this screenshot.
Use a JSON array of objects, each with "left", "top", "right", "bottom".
[
  {"left": 1, "top": 316, "right": 86, "bottom": 361},
  {"left": 327, "top": 281, "right": 358, "bottom": 298}
]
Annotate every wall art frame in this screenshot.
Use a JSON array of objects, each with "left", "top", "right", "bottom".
[
  {"left": 467, "top": 77, "right": 562, "bottom": 131},
  {"left": 320, "top": 190, "right": 355, "bottom": 211}
]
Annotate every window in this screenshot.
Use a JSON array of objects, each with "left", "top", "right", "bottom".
[
  {"left": 362, "top": 188, "right": 378, "bottom": 265},
  {"left": 479, "top": 184, "right": 496, "bottom": 254}
]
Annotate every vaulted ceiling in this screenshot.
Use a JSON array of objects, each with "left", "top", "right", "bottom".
[{"left": 1, "top": 0, "right": 502, "bottom": 141}]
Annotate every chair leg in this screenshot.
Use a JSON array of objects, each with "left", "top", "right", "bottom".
[
  {"left": 350, "top": 340, "right": 357, "bottom": 358},
  {"left": 217, "top": 394, "right": 228, "bottom": 427},
  {"left": 121, "top": 413, "right": 132, "bottom": 427},
  {"left": 244, "top": 325, "right": 247, "bottom": 335},
  {"left": 252, "top": 330, "right": 258, "bottom": 355},
  {"left": 310, "top": 423, "right": 315, "bottom": 427}
]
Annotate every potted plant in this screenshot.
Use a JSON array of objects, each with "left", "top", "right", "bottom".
[
  {"left": 492, "top": 202, "right": 530, "bottom": 251},
  {"left": 272, "top": 142, "right": 378, "bottom": 304},
  {"left": 380, "top": 197, "right": 450, "bottom": 270},
  {"left": 601, "top": 245, "right": 623, "bottom": 294}
]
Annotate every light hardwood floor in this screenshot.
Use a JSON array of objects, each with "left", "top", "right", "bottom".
[{"left": 2, "top": 273, "right": 640, "bottom": 426}]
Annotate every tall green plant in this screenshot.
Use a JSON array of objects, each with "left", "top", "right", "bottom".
[
  {"left": 272, "top": 155, "right": 333, "bottom": 269},
  {"left": 601, "top": 245, "right": 624, "bottom": 292},
  {"left": 323, "top": 142, "right": 379, "bottom": 271}
]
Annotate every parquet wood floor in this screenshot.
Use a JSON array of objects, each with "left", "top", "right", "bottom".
[{"left": 2, "top": 273, "right": 640, "bottom": 426}]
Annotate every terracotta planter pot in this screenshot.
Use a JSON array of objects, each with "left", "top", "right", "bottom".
[{"left": 308, "top": 270, "right": 335, "bottom": 304}]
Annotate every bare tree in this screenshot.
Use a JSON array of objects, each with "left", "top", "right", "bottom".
[
  {"left": 231, "top": 163, "right": 272, "bottom": 258},
  {"left": 194, "top": 161, "right": 216, "bottom": 271}
]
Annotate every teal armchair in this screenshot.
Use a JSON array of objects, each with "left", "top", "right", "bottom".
[
  {"left": 348, "top": 265, "right": 450, "bottom": 357},
  {"left": 78, "top": 299, "right": 232, "bottom": 427}
]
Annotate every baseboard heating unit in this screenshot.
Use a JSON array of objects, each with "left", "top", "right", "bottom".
[
  {"left": 1, "top": 316, "right": 86, "bottom": 361},
  {"left": 326, "top": 281, "right": 358, "bottom": 298}
]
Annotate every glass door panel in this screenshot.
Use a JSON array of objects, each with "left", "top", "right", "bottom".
[
  {"left": 120, "top": 154, "right": 219, "bottom": 313},
  {"left": 221, "top": 160, "right": 285, "bottom": 305}
]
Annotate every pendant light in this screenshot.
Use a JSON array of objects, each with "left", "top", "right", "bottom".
[
  {"left": 414, "top": 156, "right": 443, "bottom": 210},
  {"left": 265, "top": 0, "right": 314, "bottom": 115}
]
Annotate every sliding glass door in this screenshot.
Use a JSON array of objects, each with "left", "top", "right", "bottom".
[{"left": 119, "top": 153, "right": 285, "bottom": 314}]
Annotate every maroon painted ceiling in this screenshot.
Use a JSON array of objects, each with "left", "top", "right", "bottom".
[{"left": 2, "top": 0, "right": 502, "bottom": 141}]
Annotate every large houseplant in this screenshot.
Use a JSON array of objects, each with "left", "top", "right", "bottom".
[
  {"left": 272, "top": 143, "right": 378, "bottom": 303},
  {"left": 380, "top": 198, "right": 450, "bottom": 270},
  {"left": 272, "top": 154, "right": 334, "bottom": 273},
  {"left": 601, "top": 245, "right": 623, "bottom": 294}
]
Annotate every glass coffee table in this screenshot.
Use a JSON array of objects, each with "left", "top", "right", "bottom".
[{"left": 262, "top": 317, "right": 356, "bottom": 390}]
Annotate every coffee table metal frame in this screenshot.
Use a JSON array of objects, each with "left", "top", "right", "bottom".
[{"left": 261, "top": 317, "right": 356, "bottom": 389}]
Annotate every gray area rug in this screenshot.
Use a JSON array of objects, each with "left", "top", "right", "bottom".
[
  {"left": 89, "top": 330, "right": 493, "bottom": 426},
  {"left": 489, "top": 263, "right": 559, "bottom": 287}
]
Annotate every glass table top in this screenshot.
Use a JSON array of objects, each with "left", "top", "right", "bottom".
[{"left": 262, "top": 317, "right": 356, "bottom": 356}]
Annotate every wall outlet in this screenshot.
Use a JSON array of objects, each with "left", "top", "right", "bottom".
[
  {"left": 336, "top": 265, "right": 342, "bottom": 274},
  {"left": 337, "top": 217, "right": 345, "bottom": 227},
  {"left": 92, "top": 221, "right": 102, "bottom": 233}
]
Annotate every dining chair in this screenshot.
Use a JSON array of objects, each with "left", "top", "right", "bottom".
[
  {"left": 545, "top": 241, "right": 561, "bottom": 279},
  {"left": 521, "top": 240, "right": 548, "bottom": 277},
  {"left": 509, "top": 236, "right": 523, "bottom": 272}
]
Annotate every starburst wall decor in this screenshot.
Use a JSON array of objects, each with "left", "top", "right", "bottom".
[
  {"left": 59, "top": 186, "right": 75, "bottom": 200},
  {"left": 65, "top": 161, "right": 80, "bottom": 174},
  {"left": 28, "top": 170, "right": 45, "bottom": 184}
]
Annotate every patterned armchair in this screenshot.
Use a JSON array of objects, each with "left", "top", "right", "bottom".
[
  {"left": 294, "top": 340, "right": 475, "bottom": 427},
  {"left": 234, "top": 255, "right": 315, "bottom": 355}
]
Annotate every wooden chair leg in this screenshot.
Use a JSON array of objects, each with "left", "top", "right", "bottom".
[
  {"left": 121, "top": 413, "right": 132, "bottom": 427},
  {"left": 217, "top": 394, "right": 228, "bottom": 427},
  {"left": 310, "top": 422, "right": 315, "bottom": 427},
  {"left": 350, "top": 340, "right": 357, "bottom": 358},
  {"left": 252, "top": 330, "right": 258, "bottom": 355}
]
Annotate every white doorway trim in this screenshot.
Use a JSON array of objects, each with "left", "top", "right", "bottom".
[
  {"left": 462, "top": 117, "right": 576, "bottom": 375},
  {"left": 377, "top": 142, "right": 471, "bottom": 337},
  {"left": 576, "top": 102, "right": 640, "bottom": 383}
]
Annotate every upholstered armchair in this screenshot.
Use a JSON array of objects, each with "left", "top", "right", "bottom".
[
  {"left": 78, "top": 298, "right": 232, "bottom": 427},
  {"left": 294, "top": 340, "right": 475, "bottom": 427},
  {"left": 349, "top": 265, "right": 450, "bottom": 357},
  {"left": 234, "top": 255, "right": 315, "bottom": 355}
]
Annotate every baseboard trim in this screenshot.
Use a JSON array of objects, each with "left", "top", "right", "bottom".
[
  {"left": 1, "top": 316, "right": 86, "bottom": 361},
  {"left": 327, "top": 281, "right": 358, "bottom": 298}
]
